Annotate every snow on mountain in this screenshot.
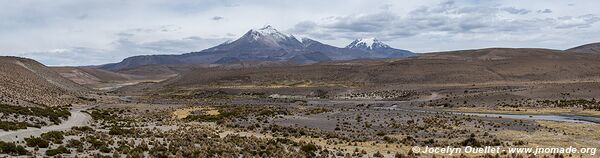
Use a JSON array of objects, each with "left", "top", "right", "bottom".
[
  {"left": 245, "top": 25, "right": 301, "bottom": 48},
  {"left": 346, "top": 38, "right": 391, "bottom": 50},
  {"left": 253, "top": 25, "right": 289, "bottom": 39},
  {"left": 344, "top": 37, "right": 415, "bottom": 58}
]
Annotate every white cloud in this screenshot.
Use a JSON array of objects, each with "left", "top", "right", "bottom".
[
  {"left": 0, "top": 0, "right": 599, "bottom": 65},
  {"left": 291, "top": 0, "right": 600, "bottom": 52},
  {"left": 16, "top": 36, "right": 229, "bottom": 66}
]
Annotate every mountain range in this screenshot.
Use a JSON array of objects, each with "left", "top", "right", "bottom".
[{"left": 100, "top": 25, "right": 415, "bottom": 70}]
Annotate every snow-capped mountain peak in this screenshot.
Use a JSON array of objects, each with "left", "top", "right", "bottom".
[
  {"left": 346, "top": 38, "right": 391, "bottom": 50},
  {"left": 229, "top": 25, "right": 303, "bottom": 49},
  {"left": 238, "top": 25, "right": 303, "bottom": 48},
  {"left": 248, "top": 25, "right": 293, "bottom": 41},
  {"left": 359, "top": 37, "right": 377, "bottom": 47},
  {"left": 256, "top": 25, "right": 278, "bottom": 34}
]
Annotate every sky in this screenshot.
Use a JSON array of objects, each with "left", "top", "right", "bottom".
[{"left": 1, "top": 0, "right": 600, "bottom": 66}]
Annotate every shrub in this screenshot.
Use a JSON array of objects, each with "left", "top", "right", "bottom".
[
  {"left": 71, "top": 126, "right": 94, "bottom": 132},
  {"left": 25, "top": 137, "right": 49, "bottom": 148},
  {"left": 84, "top": 136, "right": 106, "bottom": 149},
  {"left": 373, "top": 151, "right": 384, "bottom": 157},
  {"left": 77, "top": 96, "right": 97, "bottom": 102},
  {"left": 300, "top": 144, "right": 318, "bottom": 156},
  {"left": 461, "top": 134, "right": 481, "bottom": 147},
  {"left": 149, "top": 145, "right": 169, "bottom": 158},
  {"left": 0, "top": 141, "right": 28, "bottom": 155},
  {"left": 0, "top": 104, "right": 70, "bottom": 124},
  {"left": 66, "top": 139, "right": 83, "bottom": 149},
  {"left": 41, "top": 131, "right": 64, "bottom": 144},
  {"left": 46, "top": 146, "right": 70, "bottom": 156},
  {"left": 0, "top": 121, "right": 29, "bottom": 131},
  {"left": 109, "top": 127, "right": 133, "bottom": 135},
  {"left": 100, "top": 146, "right": 112, "bottom": 153}
]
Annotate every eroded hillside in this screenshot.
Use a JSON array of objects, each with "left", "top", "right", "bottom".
[{"left": 0, "top": 57, "right": 88, "bottom": 107}]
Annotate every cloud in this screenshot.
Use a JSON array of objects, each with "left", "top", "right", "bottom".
[
  {"left": 537, "top": 9, "right": 553, "bottom": 14},
  {"left": 555, "top": 14, "right": 600, "bottom": 29},
  {"left": 17, "top": 36, "right": 229, "bottom": 66},
  {"left": 212, "top": 16, "right": 224, "bottom": 21},
  {"left": 1, "top": 0, "right": 600, "bottom": 64},
  {"left": 327, "top": 12, "right": 398, "bottom": 33},
  {"left": 501, "top": 7, "right": 531, "bottom": 15},
  {"left": 292, "top": 1, "right": 600, "bottom": 42}
]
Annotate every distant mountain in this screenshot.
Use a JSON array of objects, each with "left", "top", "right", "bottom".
[
  {"left": 346, "top": 38, "right": 415, "bottom": 58},
  {"left": 100, "top": 54, "right": 181, "bottom": 71},
  {"left": 567, "top": 42, "right": 600, "bottom": 54},
  {"left": 100, "top": 25, "right": 415, "bottom": 70},
  {"left": 184, "top": 25, "right": 306, "bottom": 62}
]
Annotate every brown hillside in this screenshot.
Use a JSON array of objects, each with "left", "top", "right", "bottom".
[
  {"left": 566, "top": 42, "right": 600, "bottom": 54},
  {"left": 0, "top": 57, "right": 89, "bottom": 106},
  {"left": 160, "top": 48, "right": 600, "bottom": 88}
]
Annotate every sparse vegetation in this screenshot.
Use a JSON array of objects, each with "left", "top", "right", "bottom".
[
  {"left": 25, "top": 137, "right": 49, "bottom": 148},
  {"left": 45, "top": 146, "right": 70, "bottom": 156},
  {"left": 0, "top": 103, "right": 70, "bottom": 125},
  {"left": 6, "top": 51, "right": 600, "bottom": 157},
  {"left": 0, "top": 121, "right": 30, "bottom": 131},
  {"left": 41, "top": 131, "right": 65, "bottom": 144},
  {"left": 0, "top": 141, "right": 28, "bottom": 155}
]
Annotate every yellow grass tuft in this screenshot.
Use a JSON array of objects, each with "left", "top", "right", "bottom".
[{"left": 172, "top": 106, "right": 220, "bottom": 119}]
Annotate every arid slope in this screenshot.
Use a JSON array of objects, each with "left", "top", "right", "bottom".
[
  {"left": 567, "top": 42, "right": 600, "bottom": 54},
  {"left": 0, "top": 57, "right": 88, "bottom": 106},
  {"left": 159, "top": 48, "right": 600, "bottom": 88}
]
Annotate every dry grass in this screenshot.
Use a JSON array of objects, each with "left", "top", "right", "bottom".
[
  {"left": 172, "top": 107, "right": 220, "bottom": 119},
  {"left": 496, "top": 121, "right": 600, "bottom": 158},
  {"left": 573, "top": 110, "right": 600, "bottom": 117},
  {"left": 291, "top": 136, "right": 412, "bottom": 155}
]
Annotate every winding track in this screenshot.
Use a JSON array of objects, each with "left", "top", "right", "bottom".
[{"left": 0, "top": 106, "right": 93, "bottom": 142}]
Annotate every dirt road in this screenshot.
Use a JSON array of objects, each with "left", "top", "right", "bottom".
[{"left": 0, "top": 106, "right": 93, "bottom": 142}]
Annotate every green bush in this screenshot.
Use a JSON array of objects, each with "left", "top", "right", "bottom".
[
  {"left": 108, "top": 127, "right": 133, "bottom": 135},
  {"left": 100, "top": 146, "right": 112, "bottom": 153},
  {"left": 0, "top": 121, "right": 29, "bottom": 131},
  {"left": 71, "top": 126, "right": 94, "bottom": 132},
  {"left": 84, "top": 136, "right": 107, "bottom": 149},
  {"left": 66, "top": 139, "right": 83, "bottom": 149},
  {"left": 41, "top": 131, "right": 64, "bottom": 144},
  {"left": 149, "top": 145, "right": 169, "bottom": 158},
  {"left": 46, "top": 146, "right": 70, "bottom": 156},
  {"left": 88, "top": 110, "right": 113, "bottom": 120},
  {"left": 300, "top": 144, "right": 319, "bottom": 156},
  {"left": 0, "top": 104, "right": 70, "bottom": 124},
  {"left": 25, "top": 137, "right": 49, "bottom": 148},
  {"left": 0, "top": 141, "right": 28, "bottom": 155},
  {"left": 77, "top": 96, "right": 97, "bottom": 102}
]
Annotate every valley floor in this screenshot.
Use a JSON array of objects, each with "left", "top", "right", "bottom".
[{"left": 3, "top": 80, "right": 600, "bottom": 157}]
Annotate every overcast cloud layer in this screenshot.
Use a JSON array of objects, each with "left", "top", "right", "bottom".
[{"left": 1, "top": 0, "right": 600, "bottom": 66}]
